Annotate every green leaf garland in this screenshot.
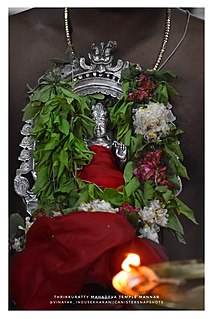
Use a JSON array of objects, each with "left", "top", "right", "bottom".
[{"left": 19, "top": 62, "right": 197, "bottom": 244}]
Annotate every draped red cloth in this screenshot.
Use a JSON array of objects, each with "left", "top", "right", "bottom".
[
  {"left": 78, "top": 145, "right": 124, "bottom": 189},
  {"left": 10, "top": 145, "right": 168, "bottom": 310}
]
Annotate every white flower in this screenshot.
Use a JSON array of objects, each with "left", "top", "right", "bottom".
[
  {"left": 140, "top": 199, "right": 168, "bottom": 226},
  {"left": 138, "top": 199, "right": 168, "bottom": 243},
  {"left": 133, "top": 102, "right": 176, "bottom": 141},
  {"left": 11, "top": 237, "right": 24, "bottom": 252},
  {"left": 138, "top": 206, "right": 155, "bottom": 224},
  {"left": 150, "top": 199, "right": 161, "bottom": 210},
  {"left": 52, "top": 211, "right": 63, "bottom": 217},
  {"left": 78, "top": 202, "right": 92, "bottom": 211},
  {"left": 155, "top": 208, "right": 169, "bottom": 227},
  {"left": 139, "top": 224, "right": 160, "bottom": 243},
  {"left": 78, "top": 199, "right": 118, "bottom": 213}
]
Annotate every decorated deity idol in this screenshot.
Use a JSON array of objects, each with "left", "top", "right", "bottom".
[{"left": 9, "top": 8, "right": 203, "bottom": 310}]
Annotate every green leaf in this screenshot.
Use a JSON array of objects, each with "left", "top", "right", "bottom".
[
  {"left": 53, "top": 115, "right": 60, "bottom": 125},
  {"left": 59, "top": 87, "right": 81, "bottom": 101},
  {"left": 66, "top": 97, "right": 74, "bottom": 105},
  {"left": 129, "top": 134, "right": 144, "bottom": 157},
  {"left": 135, "top": 189, "right": 144, "bottom": 206},
  {"left": 109, "top": 98, "right": 128, "bottom": 123},
  {"left": 176, "top": 162, "right": 189, "bottom": 179},
  {"left": 125, "top": 211, "right": 140, "bottom": 228},
  {"left": 39, "top": 181, "right": 54, "bottom": 201},
  {"left": 134, "top": 198, "right": 142, "bottom": 209},
  {"left": 39, "top": 111, "right": 51, "bottom": 124},
  {"left": 88, "top": 183, "right": 95, "bottom": 200},
  {"left": 165, "top": 82, "right": 178, "bottom": 97},
  {"left": 102, "top": 188, "right": 123, "bottom": 206},
  {"left": 34, "top": 150, "right": 52, "bottom": 168},
  {"left": 31, "top": 85, "right": 53, "bottom": 103},
  {"left": 34, "top": 166, "right": 49, "bottom": 192},
  {"left": 42, "top": 98, "right": 60, "bottom": 113},
  {"left": 43, "top": 133, "right": 60, "bottom": 150},
  {"left": 125, "top": 177, "right": 141, "bottom": 197},
  {"left": 124, "top": 128, "right": 132, "bottom": 146},
  {"left": 59, "top": 149, "right": 68, "bottom": 167},
  {"left": 57, "top": 162, "right": 65, "bottom": 181},
  {"left": 164, "top": 145, "right": 189, "bottom": 179},
  {"left": 9, "top": 213, "right": 25, "bottom": 238},
  {"left": 143, "top": 181, "right": 154, "bottom": 200},
  {"left": 152, "top": 69, "right": 176, "bottom": 82},
  {"left": 59, "top": 118, "right": 70, "bottom": 136},
  {"left": 162, "top": 188, "right": 172, "bottom": 203},
  {"left": 117, "top": 123, "right": 129, "bottom": 140},
  {"left": 166, "top": 209, "right": 186, "bottom": 244},
  {"left": 167, "top": 174, "right": 181, "bottom": 188},
  {"left": 123, "top": 161, "right": 135, "bottom": 183},
  {"left": 57, "top": 179, "right": 74, "bottom": 193},
  {"left": 81, "top": 115, "right": 96, "bottom": 136},
  {"left": 76, "top": 189, "right": 89, "bottom": 206},
  {"left": 121, "top": 69, "right": 131, "bottom": 81},
  {"left": 154, "top": 83, "right": 168, "bottom": 105},
  {"left": 66, "top": 196, "right": 79, "bottom": 212},
  {"left": 155, "top": 185, "right": 168, "bottom": 193},
  {"left": 88, "top": 93, "right": 105, "bottom": 100},
  {"left": 175, "top": 198, "right": 198, "bottom": 224},
  {"left": 121, "top": 64, "right": 141, "bottom": 81},
  {"left": 22, "top": 101, "right": 41, "bottom": 121},
  {"left": 167, "top": 140, "right": 183, "bottom": 161},
  {"left": 122, "top": 81, "right": 130, "bottom": 96}
]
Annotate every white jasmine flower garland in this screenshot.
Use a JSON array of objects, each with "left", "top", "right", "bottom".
[
  {"left": 78, "top": 199, "right": 119, "bottom": 213},
  {"left": 139, "top": 224, "right": 160, "bottom": 243},
  {"left": 133, "top": 102, "right": 176, "bottom": 141},
  {"left": 138, "top": 199, "right": 168, "bottom": 243}
]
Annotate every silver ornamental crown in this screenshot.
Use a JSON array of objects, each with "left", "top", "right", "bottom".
[{"left": 57, "top": 41, "right": 129, "bottom": 98}]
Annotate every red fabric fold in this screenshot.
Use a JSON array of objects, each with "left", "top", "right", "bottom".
[
  {"left": 10, "top": 145, "right": 168, "bottom": 310},
  {"left": 78, "top": 145, "right": 124, "bottom": 189},
  {"left": 10, "top": 212, "right": 168, "bottom": 310}
]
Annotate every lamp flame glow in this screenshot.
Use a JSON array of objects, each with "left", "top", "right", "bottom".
[
  {"left": 112, "top": 254, "right": 188, "bottom": 300},
  {"left": 112, "top": 253, "right": 142, "bottom": 295},
  {"left": 121, "top": 253, "right": 141, "bottom": 272},
  {"left": 112, "top": 253, "right": 160, "bottom": 295}
]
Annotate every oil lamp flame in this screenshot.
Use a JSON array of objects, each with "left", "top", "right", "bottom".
[
  {"left": 121, "top": 253, "right": 141, "bottom": 272},
  {"left": 112, "top": 253, "right": 142, "bottom": 295},
  {"left": 112, "top": 253, "right": 184, "bottom": 296},
  {"left": 112, "top": 253, "right": 163, "bottom": 295}
]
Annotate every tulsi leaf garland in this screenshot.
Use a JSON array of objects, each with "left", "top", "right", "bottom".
[{"left": 20, "top": 62, "right": 197, "bottom": 244}]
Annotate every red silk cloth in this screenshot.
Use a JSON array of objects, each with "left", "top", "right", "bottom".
[
  {"left": 10, "top": 145, "right": 168, "bottom": 310},
  {"left": 78, "top": 145, "right": 124, "bottom": 189}
]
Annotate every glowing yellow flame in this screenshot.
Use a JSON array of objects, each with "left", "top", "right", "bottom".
[
  {"left": 112, "top": 253, "right": 141, "bottom": 295},
  {"left": 121, "top": 253, "right": 141, "bottom": 272}
]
